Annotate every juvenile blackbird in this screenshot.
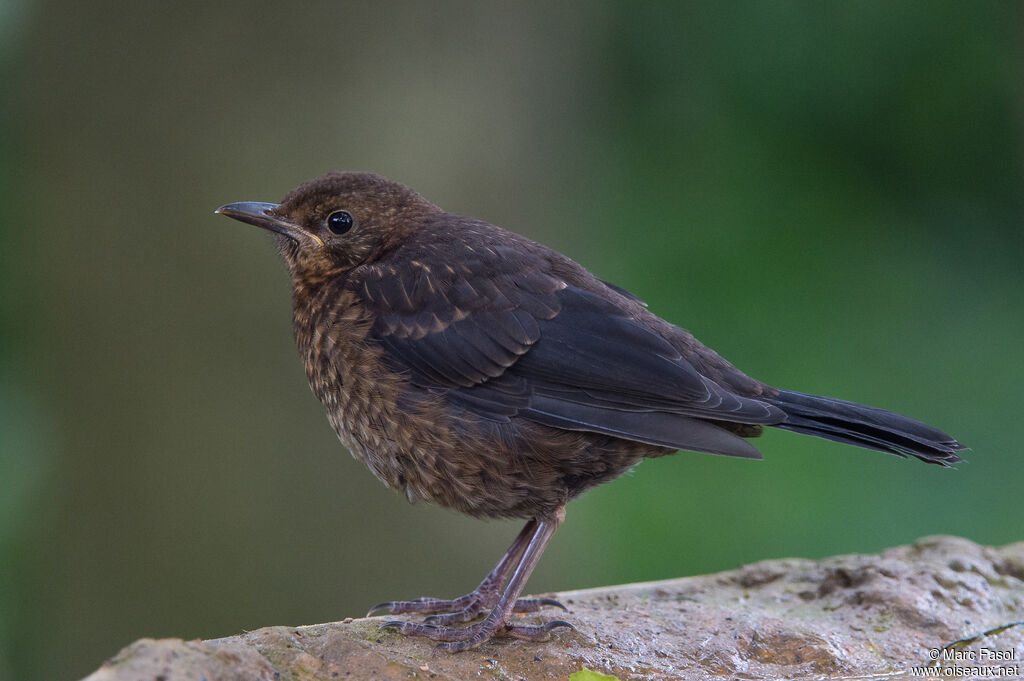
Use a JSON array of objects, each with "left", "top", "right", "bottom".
[{"left": 216, "top": 172, "right": 964, "bottom": 652}]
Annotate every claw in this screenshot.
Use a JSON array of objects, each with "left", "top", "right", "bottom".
[
  {"left": 499, "top": 619, "right": 575, "bottom": 641},
  {"left": 379, "top": 620, "right": 405, "bottom": 631},
  {"left": 545, "top": 619, "right": 575, "bottom": 630},
  {"left": 537, "top": 597, "right": 569, "bottom": 612},
  {"left": 367, "top": 602, "right": 394, "bottom": 617}
]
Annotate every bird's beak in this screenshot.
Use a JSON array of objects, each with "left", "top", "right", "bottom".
[{"left": 215, "top": 201, "right": 324, "bottom": 246}]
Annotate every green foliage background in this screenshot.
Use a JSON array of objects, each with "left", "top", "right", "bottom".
[{"left": 1, "top": 2, "right": 1021, "bottom": 679}]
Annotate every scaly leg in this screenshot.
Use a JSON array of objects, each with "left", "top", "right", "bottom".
[
  {"left": 367, "top": 520, "right": 565, "bottom": 624},
  {"left": 380, "top": 508, "right": 572, "bottom": 652}
]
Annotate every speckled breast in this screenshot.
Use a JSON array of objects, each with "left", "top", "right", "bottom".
[{"left": 290, "top": 279, "right": 649, "bottom": 520}]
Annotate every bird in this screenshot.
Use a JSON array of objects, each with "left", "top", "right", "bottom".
[{"left": 215, "top": 171, "right": 964, "bottom": 652}]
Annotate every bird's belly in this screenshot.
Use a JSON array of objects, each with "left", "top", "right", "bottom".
[
  {"left": 322, "top": 376, "right": 651, "bottom": 519},
  {"left": 299, "top": 306, "right": 651, "bottom": 519},
  {"left": 323, "top": 386, "right": 546, "bottom": 518}
]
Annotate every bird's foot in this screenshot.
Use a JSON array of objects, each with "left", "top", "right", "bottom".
[
  {"left": 368, "top": 593, "right": 566, "bottom": 625},
  {"left": 425, "top": 596, "right": 566, "bottom": 625},
  {"left": 380, "top": 615, "right": 573, "bottom": 652},
  {"left": 371, "top": 514, "right": 568, "bottom": 652}
]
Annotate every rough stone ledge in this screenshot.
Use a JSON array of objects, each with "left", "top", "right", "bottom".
[{"left": 83, "top": 535, "right": 1024, "bottom": 681}]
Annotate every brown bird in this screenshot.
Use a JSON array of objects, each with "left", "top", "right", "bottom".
[{"left": 215, "top": 172, "right": 963, "bottom": 652}]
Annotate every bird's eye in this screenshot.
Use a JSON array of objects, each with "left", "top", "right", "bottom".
[{"left": 326, "top": 210, "right": 354, "bottom": 235}]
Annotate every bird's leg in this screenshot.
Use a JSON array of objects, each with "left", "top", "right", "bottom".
[
  {"left": 381, "top": 508, "right": 573, "bottom": 652},
  {"left": 367, "top": 520, "right": 537, "bottom": 621},
  {"left": 367, "top": 518, "right": 566, "bottom": 625}
]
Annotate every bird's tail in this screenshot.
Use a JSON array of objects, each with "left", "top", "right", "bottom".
[{"left": 763, "top": 389, "right": 965, "bottom": 466}]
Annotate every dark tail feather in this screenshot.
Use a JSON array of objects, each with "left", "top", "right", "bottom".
[{"left": 764, "top": 389, "right": 965, "bottom": 466}]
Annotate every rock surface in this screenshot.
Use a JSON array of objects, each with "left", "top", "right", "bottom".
[{"left": 83, "top": 536, "right": 1024, "bottom": 680}]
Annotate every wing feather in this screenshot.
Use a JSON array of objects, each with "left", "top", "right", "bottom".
[{"left": 356, "top": 228, "right": 782, "bottom": 449}]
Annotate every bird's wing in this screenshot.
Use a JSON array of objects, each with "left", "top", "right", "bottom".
[
  {"left": 357, "top": 241, "right": 562, "bottom": 389},
  {"left": 357, "top": 238, "right": 782, "bottom": 458}
]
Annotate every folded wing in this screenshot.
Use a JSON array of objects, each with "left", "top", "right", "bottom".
[{"left": 357, "top": 232, "right": 783, "bottom": 459}]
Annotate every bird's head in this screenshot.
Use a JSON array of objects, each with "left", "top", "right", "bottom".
[{"left": 216, "top": 172, "right": 440, "bottom": 283}]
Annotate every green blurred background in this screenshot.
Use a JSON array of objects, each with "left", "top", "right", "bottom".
[{"left": 1, "top": 2, "right": 1022, "bottom": 679}]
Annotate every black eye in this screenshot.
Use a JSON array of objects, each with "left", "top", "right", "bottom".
[{"left": 326, "top": 210, "right": 354, "bottom": 235}]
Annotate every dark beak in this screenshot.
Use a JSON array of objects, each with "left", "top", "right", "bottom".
[{"left": 215, "top": 202, "right": 322, "bottom": 245}]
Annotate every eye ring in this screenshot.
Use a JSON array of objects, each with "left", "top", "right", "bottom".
[{"left": 326, "top": 210, "right": 354, "bottom": 235}]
